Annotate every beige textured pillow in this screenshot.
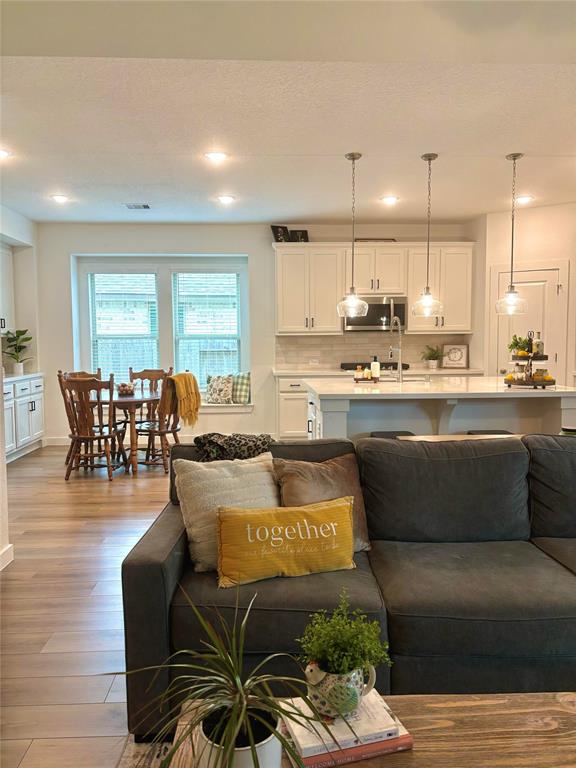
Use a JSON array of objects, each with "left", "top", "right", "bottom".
[
  {"left": 273, "top": 453, "right": 370, "bottom": 552},
  {"left": 174, "top": 452, "right": 280, "bottom": 571}
]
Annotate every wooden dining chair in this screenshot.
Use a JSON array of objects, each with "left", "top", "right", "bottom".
[
  {"left": 134, "top": 374, "right": 181, "bottom": 473},
  {"left": 58, "top": 369, "right": 125, "bottom": 465},
  {"left": 128, "top": 367, "right": 174, "bottom": 425},
  {"left": 59, "top": 374, "right": 128, "bottom": 481}
]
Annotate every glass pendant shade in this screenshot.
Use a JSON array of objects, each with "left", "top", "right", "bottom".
[
  {"left": 495, "top": 286, "right": 527, "bottom": 316},
  {"left": 412, "top": 287, "right": 443, "bottom": 317},
  {"left": 337, "top": 289, "right": 369, "bottom": 318}
]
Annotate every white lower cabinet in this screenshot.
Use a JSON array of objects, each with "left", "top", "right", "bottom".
[
  {"left": 278, "top": 393, "right": 309, "bottom": 439},
  {"left": 4, "top": 400, "right": 16, "bottom": 453},
  {"left": 4, "top": 375, "right": 44, "bottom": 460}
]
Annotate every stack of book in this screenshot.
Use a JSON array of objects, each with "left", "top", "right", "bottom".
[{"left": 282, "top": 690, "right": 413, "bottom": 767}]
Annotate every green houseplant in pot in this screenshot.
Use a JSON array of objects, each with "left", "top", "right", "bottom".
[
  {"left": 140, "top": 592, "right": 333, "bottom": 768},
  {"left": 297, "top": 592, "right": 391, "bottom": 719},
  {"left": 3, "top": 329, "right": 32, "bottom": 375},
  {"left": 421, "top": 344, "right": 442, "bottom": 370}
]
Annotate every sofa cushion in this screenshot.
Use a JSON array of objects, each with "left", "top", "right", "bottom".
[
  {"left": 532, "top": 537, "right": 576, "bottom": 575},
  {"left": 369, "top": 540, "right": 576, "bottom": 658},
  {"left": 171, "top": 552, "right": 385, "bottom": 655},
  {"left": 522, "top": 435, "right": 576, "bottom": 537},
  {"left": 169, "top": 439, "right": 355, "bottom": 505},
  {"left": 356, "top": 437, "right": 530, "bottom": 541},
  {"left": 273, "top": 453, "right": 370, "bottom": 552}
]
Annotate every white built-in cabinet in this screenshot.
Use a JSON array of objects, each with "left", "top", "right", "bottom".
[
  {"left": 0, "top": 244, "right": 15, "bottom": 334},
  {"left": 3, "top": 374, "right": 45, "bottom": 462},
  {"left": 275, "top": 242, "right": 474, "bottom": 336},
  {"left": 407, "top": 245, "right": 473, "bottom": 333},
  {"left": 345, "top": 246, "right": 407, "bottom": 295},
  {"left": 275, "top": 246, "right": 345, "bottom": 334}
]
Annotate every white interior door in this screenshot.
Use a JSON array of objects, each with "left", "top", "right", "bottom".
[{"left": 496, "top": 268, "right": 568, "bottom": 382}]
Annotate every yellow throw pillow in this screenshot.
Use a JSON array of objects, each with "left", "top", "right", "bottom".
[{"left": 217, "top": 497, "right": 355, "bottom": 588}]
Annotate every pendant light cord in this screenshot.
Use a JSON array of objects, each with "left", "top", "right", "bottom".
[
  {"left": 426, "top": 157, "right": 432, "bottom": 291},
  {"left": 351, "top": 156, "right": 356, "bottom": 289},
  {"left": 510, "top": 156, "right": 517, "bottom": 290}
]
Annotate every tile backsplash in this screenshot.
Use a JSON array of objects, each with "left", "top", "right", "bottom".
[{"left": 275, "top": 333, "right": 474, "bottom": 369}]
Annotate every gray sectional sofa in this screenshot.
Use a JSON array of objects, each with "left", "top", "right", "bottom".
[{"left": 122, "top": 434, "right": 576, "bottom": 740}]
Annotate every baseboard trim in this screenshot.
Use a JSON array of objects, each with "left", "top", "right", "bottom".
[
  {"left": 0, "top": 543, "right": 14, "bottom": 571},
  {"left": 6, "top": 441, "right": 43, "bottom": 463}
]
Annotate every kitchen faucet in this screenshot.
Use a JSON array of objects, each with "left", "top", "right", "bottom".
[{"left": 389, "top": 315, "right": 403, "bottom": 383}]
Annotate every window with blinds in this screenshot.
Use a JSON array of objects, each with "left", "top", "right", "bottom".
[
  {"left": 173, "top": 272, "right": 241, "bottom": 388},
  {"left": 88, "top": 273, "right": 159, "bottom": 383}
]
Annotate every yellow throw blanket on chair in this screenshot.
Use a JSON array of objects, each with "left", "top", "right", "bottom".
[{"left": 169, "top": 372, "right": 201, "bottom": 427}]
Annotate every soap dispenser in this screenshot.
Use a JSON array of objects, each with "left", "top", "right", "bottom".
[{"left": 371, "top": 355, "right": 381, "bottom": 383}]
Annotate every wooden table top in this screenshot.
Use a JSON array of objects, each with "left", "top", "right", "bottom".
[
  {"left": 89, "top": 391, "right": 160, "bottom": 406},
  {"left": 171, "top": 692, "right": 576, "bottom": 768}
]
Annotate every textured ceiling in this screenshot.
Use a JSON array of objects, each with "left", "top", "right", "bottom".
[{"left": 1, "top": 6, "right": 575, "bottom": 224}]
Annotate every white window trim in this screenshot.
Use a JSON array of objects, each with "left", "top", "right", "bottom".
[{"left": 74, "top": 255, "right": 250, "bottom": 399}]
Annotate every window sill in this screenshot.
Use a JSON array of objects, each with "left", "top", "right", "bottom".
[{"left": 199, "top": 403, "right": 254, "bottom": 414}]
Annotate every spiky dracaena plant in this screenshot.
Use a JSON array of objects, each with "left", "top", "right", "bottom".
[{"left": 134, "top": 591, "right": 343, "bottom": 768}]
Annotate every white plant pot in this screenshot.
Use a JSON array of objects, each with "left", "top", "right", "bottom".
[
  {"left": 427, "top": 360, "right": 439, "bottom": 370},
  {"left": 11, "top": 362, "right": 24, "bottom": 376},
  {"left": 196, "top": 717, "right": 282, "bottom": 768}
]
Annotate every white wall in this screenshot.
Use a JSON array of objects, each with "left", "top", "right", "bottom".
[
  {"left": 34, "top": 220, "right": 469, "bottom": 442},
  {"left": 483, "top": 202, "right": 576, "bottom": 381}
]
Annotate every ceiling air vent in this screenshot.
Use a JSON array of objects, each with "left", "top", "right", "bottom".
[{"left": 125, "top": 203, "right": 151, "bottom": 210}]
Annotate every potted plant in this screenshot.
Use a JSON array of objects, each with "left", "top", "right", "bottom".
[
  {"left": 421, "top": 344, "right": 442, "bottom": 370},
  {"left": 3, "top": 329, "right": 32, "bottom": 376},
  {"left": 142, "top": 593, "right": 333, "bottom": 768},
  {"left": 297, "top": 592, "right": 391, "bottom": 719},
  {"left": 508, "top": 335, "right": 530, "bottom": 357}
]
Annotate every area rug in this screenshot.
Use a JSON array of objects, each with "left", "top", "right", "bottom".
[{"left": 116, "top": 737, "right": 172, "bottom": 768}]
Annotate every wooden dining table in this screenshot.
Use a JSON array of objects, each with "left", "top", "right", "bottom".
[{"left": 91, "top": 390, "right": 160, "bottom": 475}]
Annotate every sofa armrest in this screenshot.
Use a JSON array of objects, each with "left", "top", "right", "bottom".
[{"left": 122, "top": 503, "right": 188, "bottom": 739}]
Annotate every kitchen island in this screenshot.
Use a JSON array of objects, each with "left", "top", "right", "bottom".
[{"left": 303, "top": 376, "right": 576, "bottom": 439}]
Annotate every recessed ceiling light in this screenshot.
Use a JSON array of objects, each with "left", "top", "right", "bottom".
[
  {"left": 380, "top": 195, "right": 399, "bottom": 206},
  {"left": 50, "top": 194, "right": 70, "bottom": 204},
  {"left": 205, "top": 152, "right": 228, "bottom": 164},
  {"left": 516, "top": 195, "right": 534, "bottom": 205},
  {"left": 0, "top": 149, "right": 12, "bottom": 160},
  {"left": 217, "top": 195, "right": 235, "bottom": 205}
]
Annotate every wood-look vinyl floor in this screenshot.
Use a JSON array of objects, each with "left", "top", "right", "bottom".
[{"left": 1, "top": 447, "right": 168, "bottom": 768}]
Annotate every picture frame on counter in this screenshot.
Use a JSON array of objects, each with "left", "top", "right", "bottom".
[{"left": 443, "top": 344, "right": 469, "bottom": 368}]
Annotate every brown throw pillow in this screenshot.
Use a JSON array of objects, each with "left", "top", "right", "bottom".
[{"left": 273, "top": 453, "right": 370, "bottom": 552}]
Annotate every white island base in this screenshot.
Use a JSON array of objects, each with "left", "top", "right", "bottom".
[{"left": 304, "top": 376, "right": 576, "bottom": 440}]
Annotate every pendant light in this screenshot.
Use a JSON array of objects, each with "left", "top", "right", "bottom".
[
  {"left": 337, "top": 152, "right": 369, "bottom": 318},
  {"left": 412, "top": 153, "right": 443, "bottom": 318},
  {"left": 495, "top": 153, "right": 527, "bottom": 315}
]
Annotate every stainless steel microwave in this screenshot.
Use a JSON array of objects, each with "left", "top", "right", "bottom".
[{"left": 343, "top": 297, "right": 406, "bottom": 332}]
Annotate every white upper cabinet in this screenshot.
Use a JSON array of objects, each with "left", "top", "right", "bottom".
[
  {"left": 407, "top": 245, "right": 473, "bottom": 333},
  {"left": 345, "top": 246, "right": 407, "bottom": 295},
  {"left": 276, "top": 246, "right": 344, "bottom": 335},
  {"left": 439, "top": 247, "right": 473, "bottom": 332},
  {"left": 407, "top": 247, "right": 441, "bottom": 332},
  {"left": 276, "top": 249, "right": 309, "bottom": 333},
  {"left": 308, "top": 247, "right": 345, "bottom": 333},
  {"left": 0, "top": 245, "right": 15, "bottom": 334}
]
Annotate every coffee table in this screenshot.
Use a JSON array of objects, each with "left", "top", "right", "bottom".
[{"left": 167, "top": 692, "right": 576, "bottom": 768}]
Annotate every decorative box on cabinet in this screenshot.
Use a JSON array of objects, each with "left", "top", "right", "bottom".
[
  {"left": 4, "top": 374, "right": 44, "bottom": 462},
  {"left": 275, "top": 245, "right": 345, "bottom": 335}
]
